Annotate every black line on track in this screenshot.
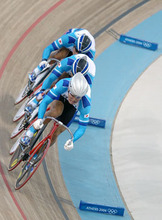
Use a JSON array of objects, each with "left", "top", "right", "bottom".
[
  {"left": 94, "top": 0, "right": 150, "bottom": 38},
  {"left": 42, "top": 159, "right": 69, "bottom": 220}
]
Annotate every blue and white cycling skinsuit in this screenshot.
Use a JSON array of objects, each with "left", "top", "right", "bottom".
[
  {"left": 42, "top": 53, "right": 96, "bottom": 91},
  {"left": 36, "top": 78, "right": 91, "bottom": 142},
  {"left": 42, "top": 28, "right": 96, "bottom": 61},
  {"left": 29, "top": 28, "right": 95, "bottom": 83}
]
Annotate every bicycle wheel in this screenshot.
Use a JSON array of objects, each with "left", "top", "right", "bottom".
[
  {"left": 13, "top": 86, "right": 41, "bottom": 122},
  {"left": 14, "top": 60, "right": 57, "bottom": 105},
  {"left": 15, "top": 84, "right": 30, "bottom": 105},
  {"left": 15, "top": 138, "right": 51, "bottom": 190},
  {"left": 8, "top": 144, "right": 30, "bottom": 171},
  {"left": 10, "top": 117, "right": 28, "bottom": 139},
  {"left": 11, "top": 108, "right": 39, "bottom": 139},
  {"left": 9, "top": 132, "right": 24, "bottom": 155}
]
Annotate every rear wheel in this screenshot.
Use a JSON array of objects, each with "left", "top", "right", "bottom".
[
  {"left": 13, "top": 99, "right": 28, "bottom": 122},
  {"left": 15, "top": 139, "right": 51, "bottom": 190},
  {"left": 8, "top": 144, "right": 30, "bottom": 171},
  {"left": 9, "top": 132, "right": 24, "bottom": 155},
  {"left": 10, "top": 117, "right": 30, "bottom": 139},
  {"left": 14, "top": 60, "right": 57, "bottom": 105},
  {"left": 15, "top": 83, "right": 33, "bottom": 105},
  {"left": 13, "top": 86, "right": 41, "bottom": 122},
  {"left": 11, "top": 108, "right": 38, "bottom": 139}
]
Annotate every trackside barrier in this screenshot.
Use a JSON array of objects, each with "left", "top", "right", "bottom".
[
  {"left": 119, "top": 35, "right": 158, "bottom": 51},
  {"left": 79, "top": 200, "right": 125, "bottom": 216},
  {"left": 107, "top": 29, "right": 158, "bottom": 51},
  {"left": 74, "top": 115, "right": 106, "bottom": 128}
]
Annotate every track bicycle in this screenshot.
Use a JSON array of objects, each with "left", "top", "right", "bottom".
[
  {"left": 8, "top": 117, "right": 73, "bottom": 190},
  {"left": 10, "top": 104, "right": 52, "bottom": 140},
  {"left": 14, "top": 58, "right": 59, "bottom": 105}
]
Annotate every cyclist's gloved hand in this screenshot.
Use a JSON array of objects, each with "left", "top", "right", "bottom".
[
  {"left": 36, "top": 90, "right": 46, "bottom": 101},
  {"left": 33, "top": 119, "right": 44, "bottom": 130},
  {"left": 38, "top": 60, "right": 49, "bottom": 71},
  {"left": 29, "top": 60, "right": 49, "bottom": 82},
  {"left": 64, "top": 139, "right": 74, "bottom": 151},
  {"left": 28, "top": 72, "right": 36, "bottom": 82}
]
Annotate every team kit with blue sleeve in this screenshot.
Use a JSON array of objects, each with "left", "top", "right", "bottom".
[
  {"left": 42, "top": 53, "right": 96, "bottom": 91},
  {"left": 42, "top": 28, "right": 96, "bottom": 61},
  {"left": 28, "top": 28, "right": 96, "bottom": 84},
  {"left": 21, "top": 28, "right": 96, "bottom": 147},
  {"left": 38, "top": 78, "right": 91, "bottom": 142}
]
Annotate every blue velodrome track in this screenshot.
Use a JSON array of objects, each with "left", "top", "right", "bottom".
[{"left": 58, "top": 10, "right": 162, "bottom": 219}]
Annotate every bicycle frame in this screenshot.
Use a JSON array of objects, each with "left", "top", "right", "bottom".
[
  {"left": 29, "top": 121, "right": 59, "bottom": 157},
  {"left": 14, "top": 117, "right": 73, "bottom": 190},
  {"left": 29, "top": 116, "right": 73, "bottom": 156}
]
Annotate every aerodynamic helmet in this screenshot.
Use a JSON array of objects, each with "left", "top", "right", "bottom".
[
  {"left": 72, "top": 56, "right": 89, "bottom": 75},
  {"left": 76, "top": 34, "right": 92, "bottom": 53},
  {"left": 69, "top": 72, "right": 89, "bottom": 98}
]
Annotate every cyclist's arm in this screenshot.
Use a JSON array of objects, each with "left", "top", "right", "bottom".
[
  {"left": 54, "top": 33, "right": 76, "bottom": 48},
  {"left": 42, "top": 44, "right": 55, "bottom": 61},
  {"left": 41, "top": 33, "right": 72, "bottom": 60},
  {"left": 42, "top": 33, "right": 76, "bottom": 61},
  {"left": 41, "top": 57, "right": 71, "bottom": 90},
  {"left": 38, "top": 79, "right": 69, "bottom": 119},
  {"left": 73, "top": 124, "right": 87, "bottom": 142},
  {"left": 50, "top": 72, "right": 69, "bottom": 89},
  {"left": 73, "top": 106, "right": 91, "bottom": 142}
]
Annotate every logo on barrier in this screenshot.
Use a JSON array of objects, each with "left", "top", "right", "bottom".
[
  {"left": 108, "top": 209, "right": 118, "bottom": 215},
  {"left": 90, "top": 119, "right": 101, "bottom": 125},
  {"left": 143, "top": 42, "right": 152, "bottom": 48}
]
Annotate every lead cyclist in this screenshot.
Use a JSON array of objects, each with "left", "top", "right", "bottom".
[
  {"left": 28, "top": 28, "right": 96, "bottom": 84},
  {"left": 20, "top": 72, "right": 91, "bottom": 151}
]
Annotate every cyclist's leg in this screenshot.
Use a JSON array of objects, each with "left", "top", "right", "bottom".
[
  {"left": 51, "top": 125, "right": 66, "bottom": 146},
  {"left": 50, "top": 71, "right": 70, "bottom": 89},
  {"left": 44, "top": 100, "right": 64, "bottom": 124}
]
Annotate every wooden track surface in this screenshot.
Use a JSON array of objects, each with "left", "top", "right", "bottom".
[{"left": 0, "top": 0, "right": 161, "bottom": 219}]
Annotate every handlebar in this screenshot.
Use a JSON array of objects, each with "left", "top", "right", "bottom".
[
  {"left": 47, "top": 58, "right": 60, "bottom": 64},
  {"left": 44, "top": 116, "right": 74, "bottom": 141},
  {"left": 40, "top": 58, "right": 60, "bottom": 72}
]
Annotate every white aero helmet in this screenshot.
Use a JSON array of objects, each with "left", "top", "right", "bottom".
[
  {"left": 72, "top": 55, "right": 89, "bottom": 75},
  {"left": 76, "top": 34, "right": 92, "bottom": 53},
  {"left": 69, "top": 72, "right": 89, "bottom": 98}
]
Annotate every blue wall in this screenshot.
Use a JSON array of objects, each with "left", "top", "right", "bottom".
[{"left": 58, "top": 10, "right": 162, "bottom": 220}]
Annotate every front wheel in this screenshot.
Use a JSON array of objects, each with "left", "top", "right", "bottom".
[{"left": 15, "top": 138, "right": 51, "bottom": 190}]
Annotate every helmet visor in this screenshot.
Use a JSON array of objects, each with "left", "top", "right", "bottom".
[
  {"left": 77, "top": 34, "right": 92, "bottom": 53},
  {"left": 72, "top": 57, "right": 89, "bottom": 75}
]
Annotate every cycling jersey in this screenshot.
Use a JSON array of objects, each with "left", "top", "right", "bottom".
[
  {"left": 38, "top": 78, "right": 91, "bottom": 142},
  {"left": 42, "top": 28, "right": 96, "bottom": 61},
  {"left": 42, "top": 54, "right": 96, "bottom": 91}
]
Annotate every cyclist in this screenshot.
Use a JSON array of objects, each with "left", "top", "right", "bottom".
[
  {"left": 28, "top": 28, "right": 95, "bottom": 84},
  {"left": 25, "top": 53, "right": 96, "bottom": 114},
  {"left": 20, "top": 72, "right": 91, "bottom": 151}
]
